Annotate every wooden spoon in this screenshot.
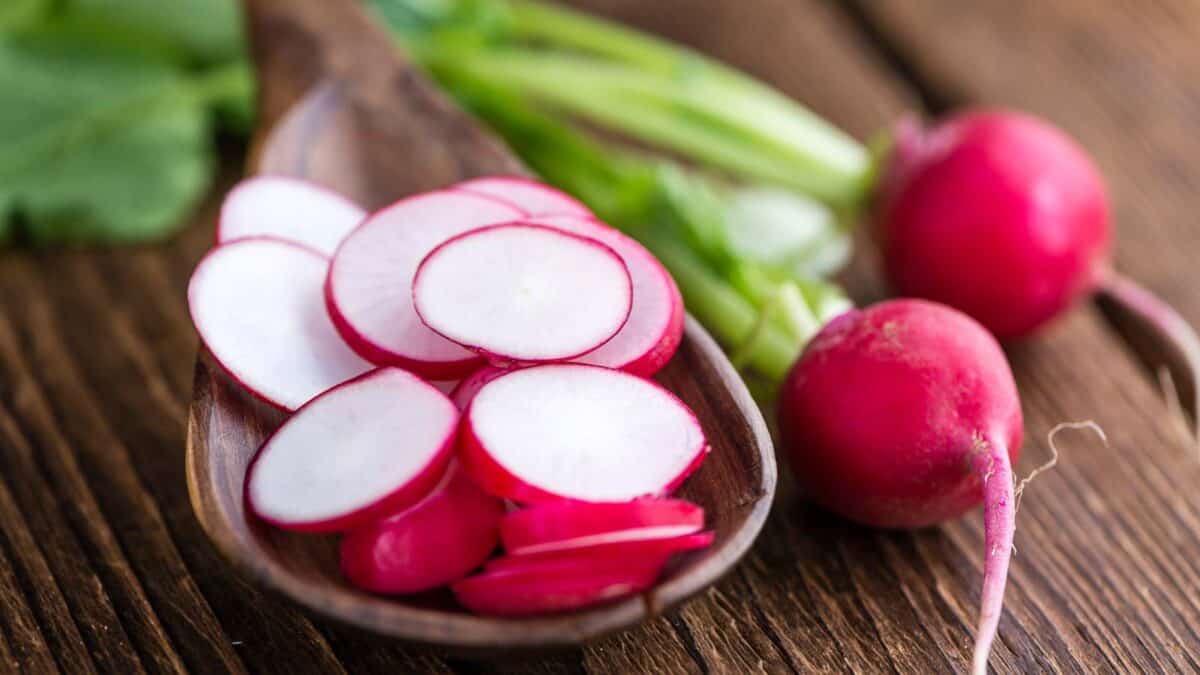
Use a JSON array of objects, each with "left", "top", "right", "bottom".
[{"left": 185, "top": 0, "right": 775, "bottom": 652}]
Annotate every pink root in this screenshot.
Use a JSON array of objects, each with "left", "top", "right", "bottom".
[{"left": 967, "top": 434, "right": 1015, "bottom": 675}]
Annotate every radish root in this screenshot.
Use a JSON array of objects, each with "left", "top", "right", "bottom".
[
  {"left": 1157, "top": 366, "right": 1195, "bottom": 454},
  {"left": 967, "top": 434, "right": 1014, "bottom": 675}
]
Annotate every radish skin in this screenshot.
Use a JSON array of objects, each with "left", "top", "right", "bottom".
[
  {"left": 449, "top": 365, "right": 510, "bottom": 410},
  {"left": 501, "top": 530, "right": 714, "bottom": 562},
  {"left": 455, "top": 175, "right": 592, "bottom": 218},
  {"left": 340, "top": 462, "right": 503, "bottom": 594},
  {"left": 501, "top": 499, "right": 703, "bottom": 553},
  {"left": 452, "top": 560, "right": 661, "bottom": 616},
  {"left": 778, "top": 299, "right": 1022, "bottom": 674}
]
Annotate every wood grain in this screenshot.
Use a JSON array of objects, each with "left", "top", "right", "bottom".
[{"left": 1, "top": 0, "right": 1199, "bottom": 672}]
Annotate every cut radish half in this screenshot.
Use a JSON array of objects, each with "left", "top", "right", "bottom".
[
  {"left": 490, "top": 531, "right": 714, "bottom": 569},
  {"left": 218, "top": 176, "right": 366, "bottom": 256},
  {"left": 501, "top": 499, "right": 704, "bottom": 553},
  {"left": 245, "top": 368, "right": 458, "bottom": 533},
  {"left": 449, "top": 365, "right": 510, "bottom": 410},
  {"left": 460, "top": 364, "right": 709, "bottom": 502},
  {"left": 188, "top": 237, "right": 371, "bottom": 410},
  {"left": 340, "top": 461, "right": 503, "bottom": 594},
  {"left": 529, "top": 214, "right": 685, "bottom": 376},
  {"left": 412, "top": 224, "right": 633, "bottom": 363},
  {"left": 455, "top": 176, "right": 592, "bottom": 218},
  {"left": 326, "top": 190, "right": 524, "bottom": 379},
  {"left": 452, "top": 559, "right": 660, "bottom": 617}
]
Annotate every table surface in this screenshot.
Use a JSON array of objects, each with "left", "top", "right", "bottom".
[{"left": 4, "top": 1, "right": 1200, "bottom": 673}]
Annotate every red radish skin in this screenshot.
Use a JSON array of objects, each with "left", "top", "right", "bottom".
[
  {"left": 500, "top": 531, "right": 714, "bottom": 563},
  {"left": 778, "top": 299, "right": 1022, "bottom": 675},
  {"left": 340, "top": 462, "right": 503, "bottom": 594},
  {"left": 188, "top": 237, "right": 371, "bottom": 411},
  {"left": 412, "top": 223, "right": 634, "bottom": 364},
  {"left": 449, "top": 365, "right": 510, "bottom": 410},
  {"left": 325, "top": 190, "right": 524, "bottom": 379},
  {"left": 459, "top": 364, "right": 709, "bottom": 503},
  {"left": 452, "top": 561, "right": 661, "bottom": 617},
  {"left": 217, "top": 176, "right": 366, "bottom": 256},
  {"left": 501, "top": 499, "right": 703, "bottom": 553},
  {"left": 455, "top": 176, "right": 592, "bottom": 218},
  {"left": 245, "top": 368, "right": 458, "bottom": 533},
  {"left": 529, "top": 214, "right": 685, "bottom": 376}
]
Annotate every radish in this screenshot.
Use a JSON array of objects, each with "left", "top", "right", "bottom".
[
  {"left": 455, "top": 175, "right": 592, "bottom": 218},
  {"left": 187, "top": 237, "right": 371, "bottom": 410},
  {"left": 412, "top": 223, "right": 633, "bottom": 363},
  {"left": 528, "top": 214, "right": 685, "bottom": 376},
  {"left": 339, "top": 461, "right": 503, "bottom": 594},
  {"left": 449, "top": 365, "right": 509, "bottom": 410},
  {"left": 245, "top": 368, "right": 458, "bottom": 533},
  {"left": 460, "top": 364, "right": 708, "bottom": 503},
  {"left": 496, "top": 531, "right": 714, "bottom": 565},
  {"left": 217, "top": 176, "right": 366, "bottom": 256},
  {"left": 778, "top": 299, "right": 1022, "bottom": 675},
  {"left": 452, "top": 559, "right": 661, "bottom": 617},
  {"left": 429, "top": 380, "right": 460, "bottom": 396},
  {"left": 325, "top": 190, "right": 524, "bottom": 379},
  {"left": 501, "top": 499, "right": 703, "bottom": 553}
]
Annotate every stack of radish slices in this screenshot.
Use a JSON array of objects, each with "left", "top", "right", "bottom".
[{"left": 190, "top": 175, "right": 710, "bottom": 615}]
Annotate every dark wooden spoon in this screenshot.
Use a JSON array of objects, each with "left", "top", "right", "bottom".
[{"left": 185, "top": 0, "right": 775, "bottom": 653}]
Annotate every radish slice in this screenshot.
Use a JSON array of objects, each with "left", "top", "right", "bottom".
[
  {"left": 188, "top": 237, "right": 371, "bottom": 410},
  {"left": 413, "top": 224, "right": 633, "bottom": 363},
  {"left": 455, "top": 176, "right": 592, "bottom": 218},
  {"left": 529, "top": 214, "right": 685, "bottom": 376},
  {"left": 452, "top": 560, "right": 661, "bottom": 617},
  {"left": 326, "top": 191, "right": 524, "bottom": 379},
  {"left": 340, "top": 462, "right": 503, "bottom": 594},
  {"left": 501, "top": 499, "right": 704, "bottom": 553},
  {"left": 449, "top": 365, "right": 510, "bottom": 410},
  {"left": 429, "top": 380, "right": 460, "bottom": 396},
  {"left": 246, "top": 368, "right": 458, "bottom": 533},
  {"left": 218, "top": 176, "right": 366, "bottom": 256},
  {"left": 491, "top": 531, "right": 714, "bottom": 568},
  {"left": 460, "top": 364, "right": 709, "bottom": 502}
]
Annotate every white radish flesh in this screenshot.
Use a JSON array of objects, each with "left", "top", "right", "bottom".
[
  {"left": 529, "top": 214, "right": 684, "bottom": 375},
  {"left": 501, "top": 499, "right": 704, "bottom": 553},
  {"left": 325, "top": 190, "right": 524, "bottom": 379},
  {"left": 460, "top": 364, "right": 709, "bottom": 503},
  {"left": 412, "top": 224, "right": 633, "bottom": 363},
  {"left": 246, "top": 368, "right": 458, "bottom": 533},
  {"left": 340, "top": 462, "right": 504, "bottom": 594},
  {"left": 188, "top": 237, "right": 371, "bottom": 410},
  {"left": 455, "top": 176, "right": 592, "bottom": 218},
  {"left": 218, "top": 176, "right": 366, "bottom": 256}
]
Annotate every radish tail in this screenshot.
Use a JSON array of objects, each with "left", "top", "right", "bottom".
[
  {"left": 1097, "top": 272, "right": 1200, "bottom": 451},
  {"left": 968, "top": 435, "right": 1015, "bottom": 675}
]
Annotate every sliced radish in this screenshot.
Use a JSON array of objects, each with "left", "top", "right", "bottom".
[
  {"left": 501, "top": 499, "right": 704, "bottom": 553},
  {"left": 188, "top": 237, "right": 371, "bottom": 410},
  {"left": 449, "top": 365, "right": 510, "bottom": 410},
  {"left": 491, "top": 531, "right": 714, "bottom": 569},
  {"left": 429, "top": 379, "right": 460, "bottom": 396},
  {"left": 245, "top": 368, "right": 458, "bottom": 533},
  {"left": 340, "top": 461, "right": 503, "bottom": 594},
  {"left": 218, "top": 176, "right": 366, "bottom": 256},
  {"left": 326, "top": 190, "right": 524, "bottom": 379},
  {"left": 455, "top": 176, "right": 592, "bottom": 218},
  {"left": 412, "top": 224, "right": 633, "bottom": 363},
  {"left": 529, "top": 214, "right": 685, "bottom": 376},
  {"left": 460, "top": 364, "right": 709, "bottom": 503},
  {"left": 452, "top": 560, "right": 660, "bottom": 617}
]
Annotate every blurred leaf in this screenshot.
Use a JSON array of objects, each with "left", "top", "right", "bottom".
[
  {"left": 62, "top": 0, "right": 244, "bottom": 66},
  {"left": 721, "top": 186, "right": 851, "bottom": 278},
  {"left": 0, "top": 32, "right": 214, "bottom": 245}
]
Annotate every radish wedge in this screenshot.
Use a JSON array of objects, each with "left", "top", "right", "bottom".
[
  {"left": 460, "top": 364, "right": 709, "bottom": 502},
  {"left": 449, "top": 365, "right": 509, "bottom": 410},
  {"left": 326, "top": 191, "right": 523, "bottom": 379},
  {"left": 452, "top": 560, "right": 660, "bottom": 617},
  {"left": 413, "top": 224, "right": 633, "bottom": 363},
  {"left": 218, "top": 176, "right": 366, "bottom": 256},
  {"left": 188, "top": 237, "right": 371, "bottom": 410},
  {"left": 530, "top": 214, "right": 685, "bottom": 375},
  {"left": 455, "top": 176, "right": 592, "bottom": 218},
  {"left": 493, "top": 531, "right": 714, "bottom": 569},
  {"left": 501, "top": 499, "right": 704, "bottom": 553},
  {"left": 340, "top": 462, "right": 503, "bottom": 594},
  {"left": 245, "top": 368, "right": 458, "bottom": 533}
]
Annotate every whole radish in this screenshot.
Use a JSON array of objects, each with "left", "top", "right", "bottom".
[{"left": 778, "top": 299, "right": 1022, "bottom": 675}]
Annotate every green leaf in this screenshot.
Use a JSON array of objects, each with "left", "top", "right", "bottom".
[
  {"left": 60, "top": 0, "right": 244, "bottom": 66},
  {"left": 0, "top": 32, "right": 215, "bottom": 245}
]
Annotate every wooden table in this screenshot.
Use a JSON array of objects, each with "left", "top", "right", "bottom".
[{"left": 2, "top": 1, "right": 1198, "bottom": 672}]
